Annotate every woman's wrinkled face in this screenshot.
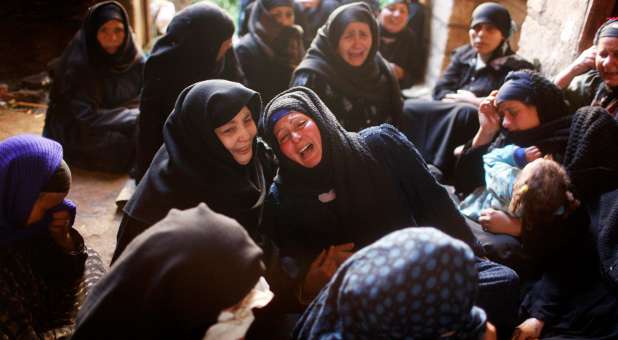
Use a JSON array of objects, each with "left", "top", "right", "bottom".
[
  {"left": 380, "top": 2, "right": 409, "bottom": 34},
  {"left": 26, "top": 192, "right": 68, "bottom": 226},
  {"left": 497, "top": 100, "right": 540, "bottom": 131},
  {"left": 273, "top": 112, "right": 323, "bottom": 168},
  {"left": 269, "top": 6, "right": 295, "bottom": 27},
  {"left": 214, "top": 106, "right": 257, "bottom": 165},
  {"left": 468, "top": 23, "right": 503, "bottom": 57},
  {"left": 596, "top": 36, "right": 618, "bottom": 87},
  {"left": 337, "top": 21, "right": 372, "bottom": 67},
  {"left": 97, "top": 19, "right": 125, "bottom": 54},
  {"left": 216, "top": 38, "right": 233, "bottom": 62}
]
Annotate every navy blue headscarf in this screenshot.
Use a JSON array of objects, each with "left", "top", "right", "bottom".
[
  {"left": 294, "top": 227, "right": 487, "bottom": 339},
  {"left": 0, "top": 135, "right": 75, "bottom": 243}
]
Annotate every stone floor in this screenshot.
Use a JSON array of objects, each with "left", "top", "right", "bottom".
[{"left": 0, "top": 108, "right": 124, "bottom": 266}]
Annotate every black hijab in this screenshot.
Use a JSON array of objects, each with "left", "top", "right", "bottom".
[
  {"left": 73, "top": 203, "right": 265, "bottom": 340},
  {"left": 126, "top": 80, "right": 267, "bottom": 235},
  {"left": 261, "top": 86, "right": 412, "bottom": 247},
  {"left": 53, "top": 1, "right": 141, "bottom": 94},
  {"left": 143, "top": 1, "right": 235, "bottom": 96},
  {"left": 294, "top": 2, "right": 402, "bottom": 121}
]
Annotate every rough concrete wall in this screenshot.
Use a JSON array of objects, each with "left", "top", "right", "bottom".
[
  {"left": 425, "top": 0, "right": 527, "bottom": 89},
  {"left": 517, "top": 0, "right": 591, "bottom": 78}
]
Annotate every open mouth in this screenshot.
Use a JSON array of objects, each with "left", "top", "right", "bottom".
[
  {"left": 299, "top": 143, "right": 314, "bottom": 159},
  {"left": 237, "top": 145, "right": 251, "bottom": 154}
]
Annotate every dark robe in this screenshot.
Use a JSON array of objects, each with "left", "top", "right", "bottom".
[
  {"left": 112, "top": 80, "right": 275, "bottom": 263},
  {"left": 402, "top": 44, "right": 534, "bottom": 180},
  {"left": 73, "top": 204, "right": 265, "bottom": 340},
  {"left": 135, "top": 2, "right": 245, "bottom": 182},
  {"left": 260, "top": 87, "right": 520, "bottom": 332},
  {"left": 43, "top": 1, "right": 145, "bottom": 173},
  {"left": 291, "top": 2, "right": 403, "bottom": 132},
  {"left": 235, "top": 0, "right": 305, "bottom": 104},
  {"left": 294, "top": 0, "right": 341, "bottom": 48}
]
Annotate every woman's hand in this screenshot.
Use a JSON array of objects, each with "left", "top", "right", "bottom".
[
  {"left": 302, "top": 243, "right": 354, "bottom": 301},
  {"left": 48, "top": 209, "right": 77, "bottom": 252},
  {"left": 443, "top": 90, "right": 483, "bottom": 106},
  {"left": 388, "top": 62, "right": 406, "bottom": 81},
  {"left": 479, "top": 209, "right": 522, "bottom": 237},
  {"left": 554, "top": 46, "right": 596, "bottom": 89},
  {"left": 472, "top": 90, "right": 501, "bottom": 147},
  {"left": 511, "top": 318, "right": 544, "bottom": 340}
]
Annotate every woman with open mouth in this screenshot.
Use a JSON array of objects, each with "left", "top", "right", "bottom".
[
  {"left": 290, "top": 2, "right": 403, "bottom": 132},
  {"left": 401, "top": 2, "right": 533, "bottom": 184},
  {"left": 260, "top": 86, "right": 521, "bottom": 335},
  {"left": 111, "top": 80, "right": 276, "bottom": 264}
]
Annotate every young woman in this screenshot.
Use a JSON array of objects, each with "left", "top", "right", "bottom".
[
  {"left": 112, "top": 80, "right": 275, "bottom": 263},
  {"left": 0, "top": 135, "right": 105, "bottom": 338},
  {"left": 402, "top": 2, "right": 533, "bottom": 182},
  {"left": 260, "top": 86, "right": 521, "bottom": 333},
  {"left": 235, "top": 0, "right": 305, "bottom": 103},
  {"left": 73, "top": 204, "right": 266, "bottom": 339},
  {"left": 43, "top": 1, "right": 145, "bottom": 173},
  {"left": 290, "top": 2, "right": 403, "bottom": 132},
  {"left": 295, "top": 227, "right": 496, "bottom": 340},
  {"left": 135, "top": 1, "right": 245, "bottom": 181},
  {"left": 378, "top": 0, "right": 424, "bottom": 88}
]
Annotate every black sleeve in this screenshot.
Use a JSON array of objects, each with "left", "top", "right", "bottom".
[
  {"left": 221, "top": 48, "right": 247, "bottom": 85},
  {"left": 454, "top": 139, "right": 491, "bottom": 196},
  {"left": 432, "top": 48, "right": 467, "bottom": 100},
  {"left": 235, "top": 42, "right": 257, "bottom": 90},
  {"left": 135, "top": 88, "right": 167, "bottom": 182}
]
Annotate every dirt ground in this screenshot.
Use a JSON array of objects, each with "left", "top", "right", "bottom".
[{"left": 0, "top": 108, "right": 124, "bottom": 266}]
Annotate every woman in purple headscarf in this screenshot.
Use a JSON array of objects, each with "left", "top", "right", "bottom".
[{"left": 0, "top": 134, "right": 105, "bottom": 338}]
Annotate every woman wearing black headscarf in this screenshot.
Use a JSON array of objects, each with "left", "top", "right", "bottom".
[
  {"left": 235, "top": 0, "right": 305, "bottom": 103},
  {"left": 556, "top": 18, "right": 618, "bottom": 117},
  {"left": 43, "top": 1, "right": 145, "bottom": 173},
  {"left": 290, "top": 2, "right": 403, "bottom": 132},
  {"left": 73, "top": 203, "right": 265, "bottom": 340},
  {"left": 260, "top": 86, "right": 521, "bottom": 333},
  {"left": 402, "top": 2, "right": 533, "bottom": 182},
  {"left": 112, "top": 80, "right": 275, "bottom": 264},
  {"left": 135, "top": 1, "right": 245, "bottom": 182},
  {"left": 378, "top": 0, "right": 424, "bottom": 89}
]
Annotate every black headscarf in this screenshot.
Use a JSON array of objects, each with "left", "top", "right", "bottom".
[
  {"left": 294, "top": 2, "right": 402, "bottom": 121},
  {"left": 143, "top": 1, "right": 235, "bottom": 97},
  {"left": 53, "top": 1, "right": 141, "bottom": 95},
  {"left": 126, "top": 80, "right": 267, "bottom": 235},
  {"left": 73, "top": 203, "right": 265, "bottom": 340},
  {"left": 248, "top": 0, "right": 305, "bottom": 67},
  {"left": 261, "top": 86, "right": 412, "bottom": 247}
]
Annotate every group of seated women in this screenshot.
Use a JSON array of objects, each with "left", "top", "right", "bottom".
[{"left": 4, "top": 0, "right": 618, "bottom": 339}]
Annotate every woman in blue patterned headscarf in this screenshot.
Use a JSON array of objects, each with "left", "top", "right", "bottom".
[{"left": 294, "top": 227, "right": 492, "bottom": 339}]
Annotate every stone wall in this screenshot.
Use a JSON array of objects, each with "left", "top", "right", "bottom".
[{"left": 517, "top": 0, "right": 592, "bottom": 78}]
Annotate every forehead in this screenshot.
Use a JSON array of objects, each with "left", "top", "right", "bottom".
[
  {"left": 497, "top": 99, "right": 526, "bottom": 110},
  {"left": 471, "top": 22, "right": 498, "bottom": 30},
  {"left": 385, "top": 2, "right": 408, "bottom": 10},
  {"left": 273, "top": 111, "right": 310, "bottom": 129},
  {"left": 597, "top": 36, "right": 618, "bottom": 51},
  {"left": 100, "top": 19, "right": 124, "bottom": 29},
  {"left": 344, "top": 21, "right": 371, "bottom": 32}
]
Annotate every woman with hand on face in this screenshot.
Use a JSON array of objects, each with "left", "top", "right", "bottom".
[
  {"left": 44, "top": 1, "right": 145, "bottom": 173},
  {"left": 261, "top": 86, "right": 521, "bottom": 334},
  {"left": 112, "top": 80, "right": 275, "bottom": 264},
  {"left": 379, "top": 0, "right": 424, "bottom": 89},
  {"left": 0, "top": 135, "right": 105, "bottom": 339},
  {"left": 235, "top": 0, "right": 305, "bottom": 103},
  {"left": 135, "top": 1, "right": 245, "bottom": 182},
  {"left": 290, "top": 2, "right": 403, "bottom": 132},
  {"left": 402, "top": 2, "right": 533, "bottom": 183},
  {"left": 556, "top": 18, "right": 618, "bottom": 117}
]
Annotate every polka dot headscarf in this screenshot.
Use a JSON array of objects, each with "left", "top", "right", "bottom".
[{"left": 294, "top": 227, "right": 487, "bottom": 339}]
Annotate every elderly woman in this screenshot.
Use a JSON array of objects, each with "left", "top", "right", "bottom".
[
  {"left": 135, "top": 1, "right": 245, "bottom": 181},
  {"left": 555, "top": 18, "right": 618, "bottom": 117},
  {"left": 260, "top": 86, "right": 521, "bottom": 334},
  {"left": 43, "top": 1, "right": 145, "bottom": 173},
  {"left": 402, "top": 2, "right": 533, "bottom": 182},
  {"left": 235, "top": 0, "right": 305, "bottom": 103},
  {"left": 112, "top": 80, "right": 275, "bottom": 263},
  {"left": 290, "top": 2, "right": 403, "bottom": 132}
]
